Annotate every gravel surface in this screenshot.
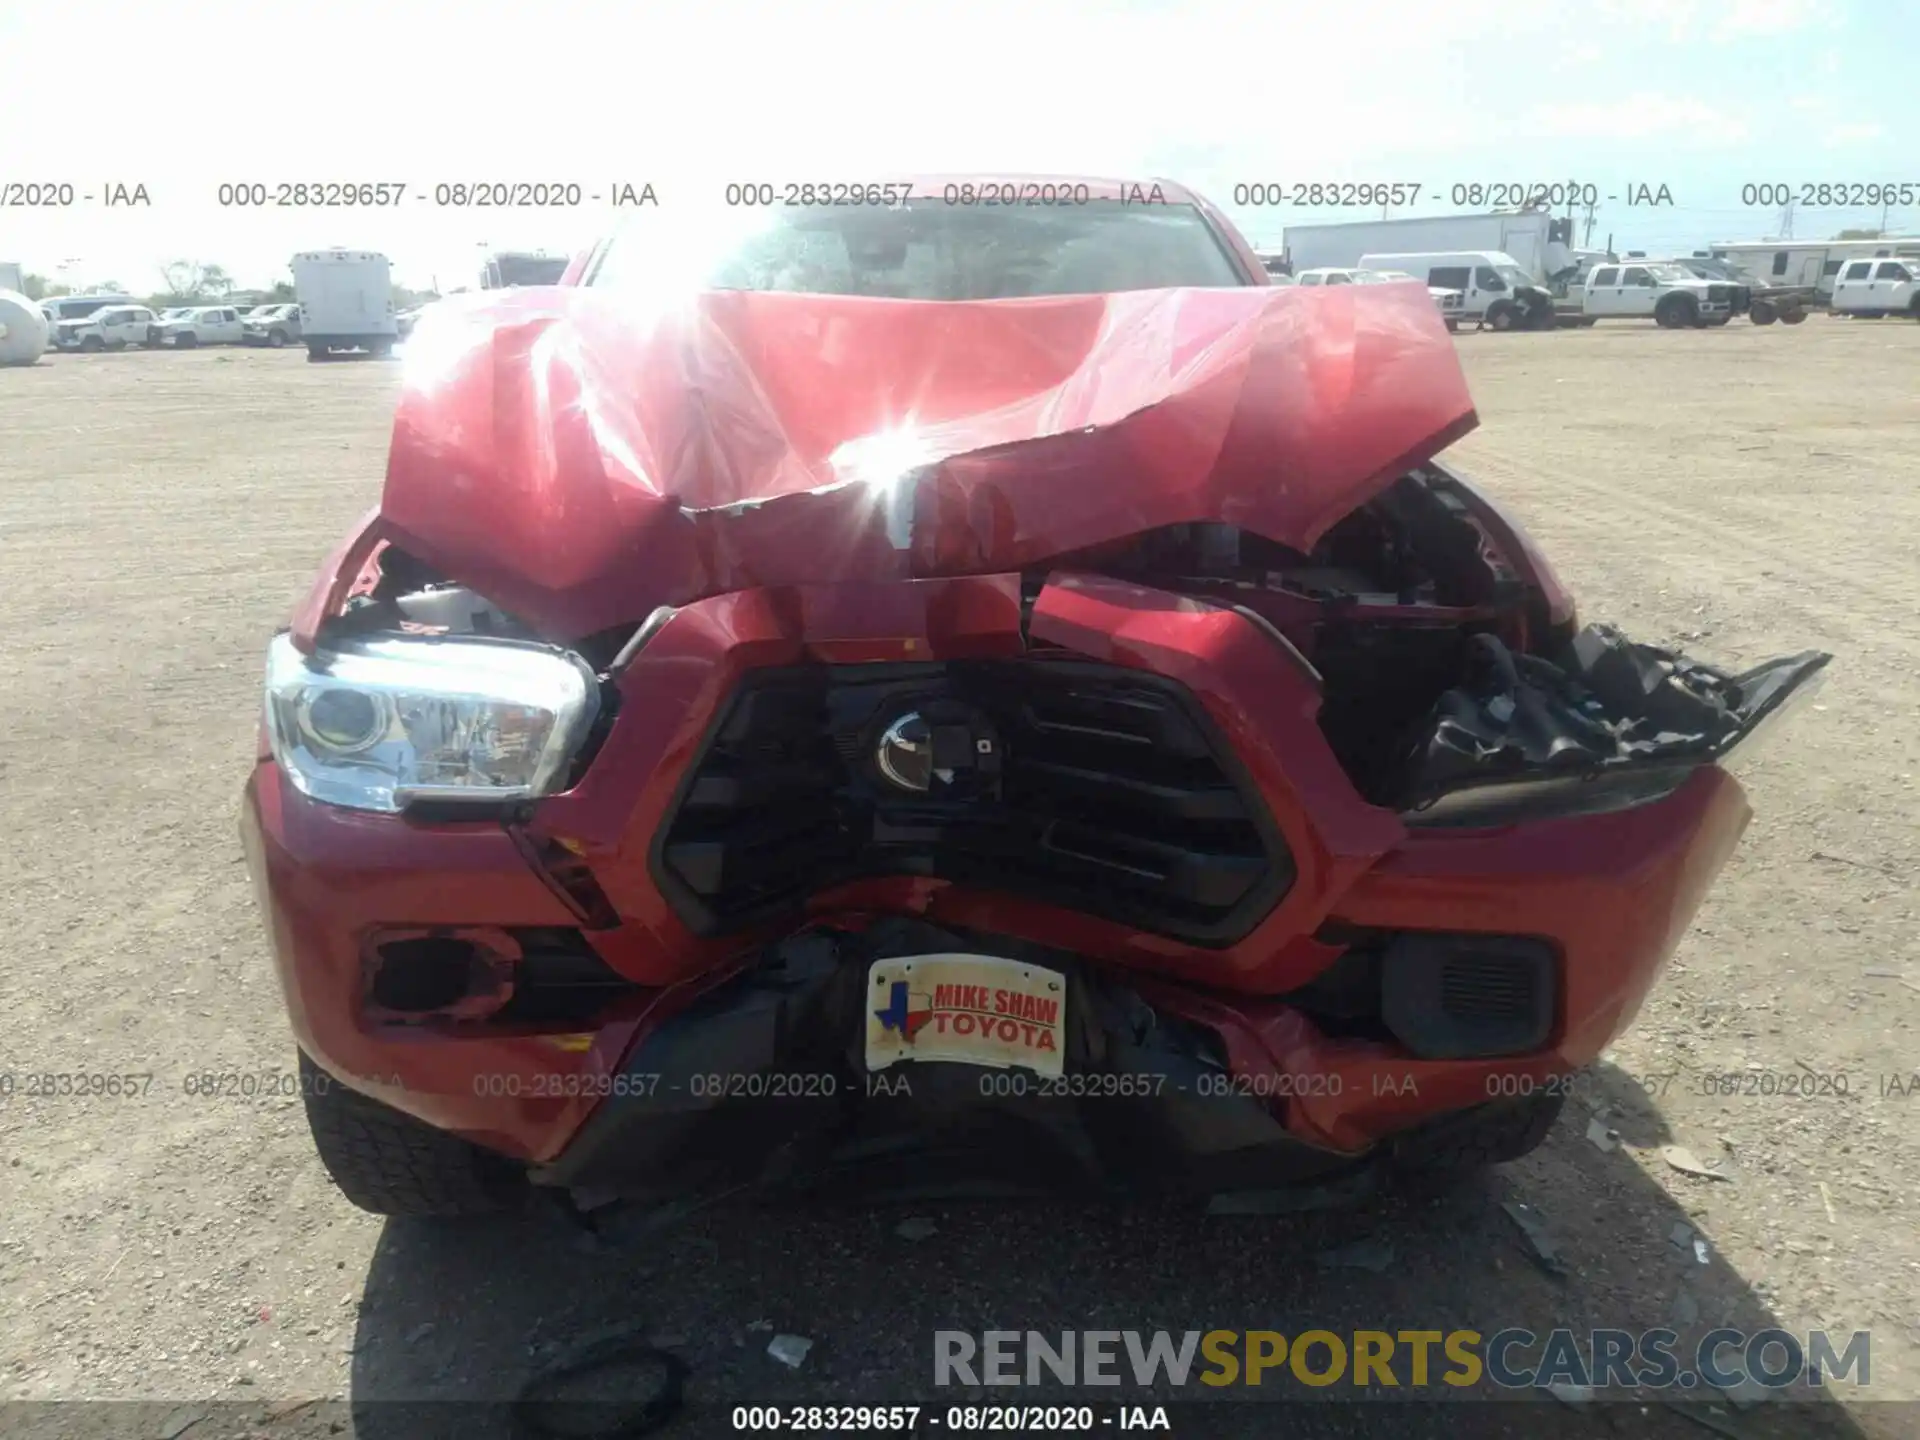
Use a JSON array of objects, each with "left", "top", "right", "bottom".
[{"left": 1, "top": 323, "right": 1915, "bottom": 1438}]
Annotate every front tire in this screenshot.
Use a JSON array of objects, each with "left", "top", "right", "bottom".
[
  {"left": 175, "top": 332, "right": 198, "bottom": 348},
  {"left": 1655, "top": 295, "right": 1697, "bottom": 329},
  {"left": 80, "top": 335, "right": 104, "bottom": 351},
  {"left": 298, "top": 1052, "right": 523, "bottom": 1217},
  {"left": 307, "top": 342, "right": 329, "bottom": 362},
  {"left": 1486, "top": 301, "right": 1516, "bottom": 332},
  {"left": 268, "top": 329, "right": 286, "bottom": 347},
  {"left": 1781, "top": 308, "right": 1808, "bottom": 324}
]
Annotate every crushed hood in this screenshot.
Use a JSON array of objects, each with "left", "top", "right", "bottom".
[{"left": 380, "top": 283, "right": 1477, "bottom": 641}]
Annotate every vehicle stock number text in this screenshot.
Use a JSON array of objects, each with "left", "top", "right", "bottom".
[{"left": 213, "top": 182, "right": 658, "bottom": 208}]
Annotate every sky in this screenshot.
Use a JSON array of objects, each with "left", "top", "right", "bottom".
[{"left": 1, "top": 0, "right": 1913, "bottom": 292}]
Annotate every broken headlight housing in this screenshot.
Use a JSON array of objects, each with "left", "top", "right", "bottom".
[{"left": 264, "top": 633, "right": 599, "bottom": 813}]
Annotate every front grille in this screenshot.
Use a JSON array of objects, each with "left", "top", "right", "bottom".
[{"left": 651, "top": 660, "right": 1294, "bottom": 944}]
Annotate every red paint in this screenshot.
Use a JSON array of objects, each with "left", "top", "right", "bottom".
[
  {"left": 243, "top": 183, "right": 1757, "bottom": 1168},
  {"left": 376, "top": 276, "right": 1472, "bottom": 643}
]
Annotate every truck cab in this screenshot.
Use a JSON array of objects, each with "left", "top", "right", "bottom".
[
  {"left": 1578, "top": 262, "right": 1745, "bottom": 328},
  {"left": 1830, "top": 258, "right": 1920, "bottom": 318}
]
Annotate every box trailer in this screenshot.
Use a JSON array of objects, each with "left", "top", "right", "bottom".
[
  {"left": 292, "top": 250, "right": 397, "bottom": 361},
  {"left": 1279, "top": 210, "right": 1582, "bottom": 286}
]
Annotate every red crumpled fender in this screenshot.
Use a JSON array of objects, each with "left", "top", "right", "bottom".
[{"left": 369, "top": 283, "right": 1476, "bottom": 641}]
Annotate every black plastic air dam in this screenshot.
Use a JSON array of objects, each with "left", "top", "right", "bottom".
[
  {"left": 649, "top": 659, "right": 1295, "bottom": 945},
  {"left": 534, "top": 920, "right": 1351, "bottom": 1202}
]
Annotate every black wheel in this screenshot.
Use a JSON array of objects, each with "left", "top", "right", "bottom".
[
  {"left": 1486, "top": 301, "right": 1515, "bottom": 332},
  {"left": 1910, "top": 298, "right": 1920, "bottom": 322},
  {"left": 268, "top": 328, "right": 286, "bottom": 348},
  {"left": 80, "top": 335, "right": 104, "bottom": 351},
  {"left": 1654, "top": 295, "right": 1696, "bottom": 329},
  {"left": 1387, "top": 1091, "right": 1566, "bottom": 1192},
  {"left": 1444, "top": 319, "right": 1459, "bottom": 333},
  {"left": 108, "top": 339, "right": 127, "bottom": 350},
  {"left": 298, "top": 1052, "right": 524, "bottom": 1217},
  {"left": 1527, "top": 300, "right": 1557, "bottom": 331},
  {"left": 370, "top": 339, "right": 394, "bottom": 358},
  {"left": 1580, "top": 317, "right": 1599, "bottom": 327},
  {"left": 307, "top": 342, "right": 329, "bottom": 362},
  {"left": 1750, "top": 301, "right": 1777, "bottom": 325},
  {"left": 145, "top": 331, "right": 162, "bottom": 348},
  {"left": 1780, "top": 308, "right": 1807, "bottom": 324},
  {"left": 175, "top": 331, "right": 198, "bottom": 348}
]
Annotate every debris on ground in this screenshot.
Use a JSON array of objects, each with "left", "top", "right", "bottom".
[
  {"left": 1586, "top": 1118, "right": 1618, "bottom": 1152},
  {"left": 746, "top": 1319, "right": 774, "bottom": 1333},
  {"left": 1819, "top": 1182, "right": 1837, "bottom": 1223},
  {"left": 1501, "top": 1201, "right": 1567, "bottom": 1277},
  {"left": 1670, "top": 1287, "right": 1701, "bottom": 1327},
  {"left": 1315, "top": 1239, "right": 1395, "bottom": 1274},
  {"left": 1670, "top": 1222, "right": 1695, "bottom": 1251},
  {"left": 768, "top": 1334, "right": 813, "bottom": 1369},
  {"left": 895, "top": 1218, "right": 939, "bottom": 1242},
  {"left": 1545, "top": 1380, "right": 1594, "bottom": 1405},
  {"left": 1663, "top": 1145, "right": 1733, "bottom": 1182}
]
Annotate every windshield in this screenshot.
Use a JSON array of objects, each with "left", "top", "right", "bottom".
[
  {"left": 589, "top": 199, "right": 1247, "bottom": 300},
  {"left": 1494, "top": 264, "right": 1532, "bottom": 288},
  {"left": 1646, "top": 263, "right": 1694, "bottom": 282}
]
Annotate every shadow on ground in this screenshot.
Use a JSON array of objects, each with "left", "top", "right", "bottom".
[{"left": 338, "top": 1062, "right": 1891, "bottom": 1440}]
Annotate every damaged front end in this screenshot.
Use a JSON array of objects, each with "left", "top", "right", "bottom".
[
  {"left": 1061, "top": 460, "right": 1830, "bottom": 826},
  {"left": 249, "top": 278, "right": 1833, "bottom": 1205}
]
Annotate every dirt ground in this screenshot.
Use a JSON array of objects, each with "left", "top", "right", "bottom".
[{"left": 2, "top": 321, "right": 1916, "bottom": 1440}]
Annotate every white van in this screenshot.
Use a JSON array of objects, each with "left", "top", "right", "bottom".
[
  {"left": 1356, "top": 251, "right": 1555, "bottom": 330},
  {"left": 1830, "top": 257, "right": 1920, "bottom": 318},
  {"left": 292, "top": 250, "right": 397, "bottom": 360}
]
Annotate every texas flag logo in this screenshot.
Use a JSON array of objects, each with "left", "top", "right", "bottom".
[{"left": 873, "top": 980, "right": 935, "bottom": 1043}]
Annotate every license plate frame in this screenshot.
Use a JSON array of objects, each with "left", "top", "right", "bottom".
[{"left": 864, "top": 953, "right": 1067, "bottom": 1079}]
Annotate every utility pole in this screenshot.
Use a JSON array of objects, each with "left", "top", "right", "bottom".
[
  {"left": 1581, "top": 199, "right": 1599, "bottom": 247},
  {"left": 1778, "top": 200, "right": 1796, "bottom": 239}
]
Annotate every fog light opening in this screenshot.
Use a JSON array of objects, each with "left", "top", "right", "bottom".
[{"left": 365, "top": 932, "right": 519, "bottom": 1022}]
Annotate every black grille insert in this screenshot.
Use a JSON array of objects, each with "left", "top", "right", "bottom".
[{"left": 650, "top": 660, "right": 1294, "bottom": 944}]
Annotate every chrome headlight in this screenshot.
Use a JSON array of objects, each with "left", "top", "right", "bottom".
[{"left": 264, "top": 633, "right": 600, "bottom": 813}]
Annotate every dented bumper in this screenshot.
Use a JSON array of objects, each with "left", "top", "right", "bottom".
[{"left": 243, "top": 569, "right": 1757, "bottom": 1179}]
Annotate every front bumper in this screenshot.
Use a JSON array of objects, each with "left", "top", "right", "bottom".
[{"left": 241, "top": 572, "right": 1753, "bottom": 1175}]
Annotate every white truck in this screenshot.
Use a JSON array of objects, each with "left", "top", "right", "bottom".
[
  {"left": 1830, "top": 256, "right": 1920, "bottom": 319},
  {"left": 1279, "top": 210, "right": 1586, "bottom": 289},
  {"left": 153, "top": 305, "right": 246, "bottom": 348},
  {"left": 292, "top": 250, "right": 398, "bottom": 360},
  {"left": 1570, "top": 261, "right": 1746, "bottom": 328}
]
